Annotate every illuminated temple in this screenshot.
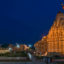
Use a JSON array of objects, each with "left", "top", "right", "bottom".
[
  {"left": 34, "top": 36, "right": 47, "bottom": 56},
  {"left": 47, "top": 12, "right": 64, "bottom": 56},
  {"left": 34, "top": 12, "right": 64, "bottom": 56}
]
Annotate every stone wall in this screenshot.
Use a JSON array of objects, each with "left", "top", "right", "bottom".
[{"left": 47, "top": 12, "right": 64, "bottom": 55}]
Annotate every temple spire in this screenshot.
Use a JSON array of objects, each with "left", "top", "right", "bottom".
[{"left": 56, "top": 0, "right": 64, "bottom": 12}]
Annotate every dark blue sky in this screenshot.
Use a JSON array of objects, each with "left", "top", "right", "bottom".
[{"left": 0, "top": 0, "right": 60, "bottom": 44}]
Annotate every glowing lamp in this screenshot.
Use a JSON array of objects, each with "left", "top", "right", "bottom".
[
  {"left": 16, "top": 43, "right": 20, "bottom": 48},
  {"left": 29, "top": 45, "right": 32, "bottom": 47},
  {"left": 27, "top": 53, "right": 32, "bottom": 60},
  {"left": 62, "top": 6, "right": 64, "bottom": 10},
  {"left": 9, "top": 48, "right": 12, "bottom": 51}
]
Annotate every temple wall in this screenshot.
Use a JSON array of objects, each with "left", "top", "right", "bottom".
[
  {"left": 47, "top": 12, "right": 64, "bottom": 55},
  {"left": 34, "top": 12, "right": 64, "bottom": 56}
]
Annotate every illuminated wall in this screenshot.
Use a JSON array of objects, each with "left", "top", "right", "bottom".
[
  {"left": 34, "top": 12, "right": 64, "bottom": 56},
  {"left": 34, "top": 36, "right": 47, "bottom": 56},
  {"left": 47, "top": 12, "right": 64, "bottom": 55}
]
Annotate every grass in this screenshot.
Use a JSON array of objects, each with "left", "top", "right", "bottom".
[
  {"left": 0, "top": 51, "right": 28, "bottom": 57},
  {"left": 53, "top": 56, "right": 64, "bottom": 59},
  {"left": 0, "top": 51, "right": 32, "bottom": 62},
  {"left": 56, "top": 62, "right": 64, "bottom": 64},
  {"left": 55, "top": 57, "right": 64, "bottom": 59},
  {"left": 0, "top": 58, "right": 32, "bottom": 62}
]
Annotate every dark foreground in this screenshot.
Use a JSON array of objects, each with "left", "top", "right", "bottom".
[{"left": 0, "top": 62, "right": 51, "bottom": 64}]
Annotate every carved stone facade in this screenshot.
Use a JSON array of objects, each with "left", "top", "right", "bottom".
[
  {"left": 47, "top": 12, "right": 64, "bottom": 55},
  {"left": 34, "top": 12, "right": 64, "bottom": 56},
  {"left": 34, "top": 36, "right": 47, "bottom": 56}
]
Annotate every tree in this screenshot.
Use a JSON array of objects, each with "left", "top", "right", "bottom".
[{"left": 1, "top": 43, "right": 9, "bottom": 48}]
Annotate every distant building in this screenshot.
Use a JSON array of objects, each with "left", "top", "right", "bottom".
[
  {"left": 8, "top": 44, "right": 29, "bottom": 52},
  {"left": 0, "top": 44, "right": 29, "bottom": 54},
  {"left": 0, "top": 48, "right": 10, "bottom": 53}
]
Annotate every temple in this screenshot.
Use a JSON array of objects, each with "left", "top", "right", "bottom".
[
  {"left": 34, "top": 12, "right": 64, "bottom": 56},
  {"left": 47, "top": 12, "right": 64, "bottom": 56}
]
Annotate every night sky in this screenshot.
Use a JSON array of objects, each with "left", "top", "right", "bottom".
[{"left": 0, "top": 0, "right": 60, "bottom": 45}]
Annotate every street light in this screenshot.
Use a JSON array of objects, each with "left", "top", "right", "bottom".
[
  {"left": 28, "top": 45, "right": 32, "bottom": 48},
  {"left": 16, "top": 43, "right": 20, "bottom": 48},
  {"left": 9, "top": 48, "right": 12, "bottom": 51}
]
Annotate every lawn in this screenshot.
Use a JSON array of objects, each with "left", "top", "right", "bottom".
[
  {"left": 56, "top": 62, "right": 64, "bottom": 64},
  {"left": 0, "top": 51, "right": 28, "bottom": 57},
  {"left": 53, "top": 56, "right": 64, "bottom": 59}
]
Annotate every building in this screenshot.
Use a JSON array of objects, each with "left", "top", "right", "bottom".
[
  {"left": 34, "top": 12, "right": 64, "bottom": 56},
  {"left": 0, "top": 44, "right": 29, "bottom": 54},
  {"left": 34, "top": 36, "right": 47, "bottom": 56},
  {"left": 8, "top": 44, "right": 29, "bottom": 52},
  {"left": 0, "top": 48, "right": 10, "bottom": 53},
  {"left": 47, "top": 12, "right": 64, "bottom": 56}
]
